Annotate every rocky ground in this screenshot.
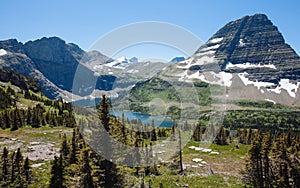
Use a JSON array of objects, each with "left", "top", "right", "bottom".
[{"left": 0, "top": 127, "right": 73, "bottom": 165}]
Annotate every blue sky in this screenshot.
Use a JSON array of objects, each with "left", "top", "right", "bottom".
[{"left": 1, "top": 0, "right": 299, "bottom": 60}]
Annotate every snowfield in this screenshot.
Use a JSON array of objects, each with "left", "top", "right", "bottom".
[
  {"left": 226, "top": 62, "right": 276, "bottom": 70},
  {"left": 238, "top": 72, "right": 275, "bottom": 89},
  {"left": 208, "top": 37, "right": 223, "bottom": 44},
  {"left": 0, "top": 49, "right": 7, "bottom": 56},
  {"left": 267, "top": 79, "right": 300, "bottom": 98}
]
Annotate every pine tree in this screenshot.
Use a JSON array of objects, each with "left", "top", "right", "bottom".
[
  {"left": 1, "top": 147, "right": 9, "bottom": 185},
  {"left": 244, "top": 131, "right": 263, "bottom": 187},
  {"left": 14, "top": 148, "right": 23, "bottom": 176},
  {"left": 261, "top": 132, "right": 272, "bottom": 187},
  {"left": 11, "top": 150, "right": 16, "bottom": 183},
  {"left": 170, "top": 125, "right": 176, "bottom": 141},
  {"left": 69, "top": 129, "right": 77, "bottom": 164},
  {"left": 60, "top": 133, "right": 69, "bottom": 160},
  {"left": 49, "top": 155, "right": 64, "bottom": 188},
  {"left": 134, "top": 134, "right": 141, "bottom": 176},
  {"left": 151, "top": 125, "right": 157, "bottom": 141},
  {"left": 178, "top": 129, "right": 183, "bottom": 174},
  {"left": 193, "top": 124, "right": 201, "bottom": 141},
  {"left": 23, "top": 157, "right": 31, "bottom": 183},
  {"left": 215, "top": 126, "right": 228, "bottom": 145},
  {"left": 95, "top": 94, "right": 124, "bottom": 187},
  {"left": 121, "top": 112, "right": 127, "bottom": 144},
  {"left": 79, "top": 148, "right": 94, "bottom": 188}
]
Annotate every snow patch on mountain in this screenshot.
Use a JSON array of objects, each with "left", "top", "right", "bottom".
[
  {"left": 238, "top": 39, "right": 246, "bottom": 47},
  {"left": 238, "top": 72, "right": 275, "bottom": 89},
  {"left": 199, "top": 44, "right": 221, "bottom": 52},
  {"left": 194, "top": 71, "right": 232, "bottom": 87},
  {"left": 226, "top": 62, "right": 276, "bottom": 70},
  {"left": 265, "top": 99, "right": 276, "bottom": 104},
  {"left": 177, "top": 54, "right": 215, "bottom": 69},
  {"left": 178, "top": 70, "right": 233, "bottom": 87},
  {"left": 208, "top": 37, "right": 223, "bottom": 44},
  {"left": 0, "top": 49, "right": 7, "bottom": 56},
  {"left": 267, "top": 79, "right": 300, "bottom": 98},
  {"left": 93, "top": 57, "right": 138, "bottom": 70}
]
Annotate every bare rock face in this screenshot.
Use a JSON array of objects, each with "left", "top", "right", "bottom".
[
  {"left": 0, "top": 37, "right": 115, "bottom": 99},
  {"left": 196, "top": 14, "right": 300, "bottom": 84},
  {"left": 23, "top": 37, "right": 80, "bottom": 92}
]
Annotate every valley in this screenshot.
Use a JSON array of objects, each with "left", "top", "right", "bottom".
[{"left": 0, "top": 12, "right": 300, "bottom": 188}]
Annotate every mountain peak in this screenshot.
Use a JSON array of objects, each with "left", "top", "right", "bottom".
[
  {"left": 174, "top": 14, "right": 300, "bottom": 105},
  {"left": 0, "top": 39, "right": 24, "bottom": 53},
  {"left": 195, "top": 13, "right": 299, "bottom": 77}
]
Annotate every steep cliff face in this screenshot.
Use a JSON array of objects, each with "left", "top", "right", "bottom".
[
  {"left": 0, "top": 37, "right": 114, "bottom": 99},
  {"left": 23, "top": 37, "right": 80, "bottom": 91}
]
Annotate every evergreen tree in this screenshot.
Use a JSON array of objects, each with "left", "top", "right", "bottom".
[
  {"left": 79, "top": 148, "right": 94, "bottom": 188},
  {"left": 178, "top": 129, "right": 183, "bottom": 174},
  {"left": 95, "top": 94, "right": 124, "bottom": 187},
  {"left": 134, "top": 134, "right": 141, "bottom": 176},
  {"left": 121, "top": 112, "right": 128, "bottom": 144},
  {"left": 60, "top": 133, "right": 69, "bottom": 160},
  {"left": 11, "top": 150, "right": 16, "bottom": 183},
  {"left": 151, "top": 125, "right": 157, "bottom": 141},
  {"left": 170, "top": 125, "right": 176, "bottom": 141},
  {"left": 69, "top": 129, "right": 78, "bottom": 164},
  {"left": 193, "top": 124, "right": 201, "bottom": 141},
  {"left": 14, "top": 148, "right": 23, "bottom": 177},
  {"left": 1, "top": 147, "right": 9, "bottom": 185},
  {"left": 261, "top": 132, "right": 272, "bottom": 187},
  {"left": 23, "top": 157, "right": 31, "bottom": 183},
  {"left": 244, "top": 131, "right": 263, "bottom": 187},
  {"left": 215, "top": 126, "right": 228, "bottom": 145},
  {"left": 49, "top": 155, "right": 64, "bottom": 188}
]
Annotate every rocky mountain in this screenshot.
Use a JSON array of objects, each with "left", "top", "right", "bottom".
[
  {"left": 1, "top": 14, "right": 300, "bottom": 107},
  {"left": 135, "top": 14, "right": 300, "bottom": 107},
  {"left": 0, "top": 37, "right": 114, "bottom": 99},
  {"left": 195, "top": 14, "right": 300, "bottom": 83}
]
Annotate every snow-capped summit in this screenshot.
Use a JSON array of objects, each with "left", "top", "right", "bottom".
[{"left": 105, "top": 56, "right": 138, "bottom": 69}]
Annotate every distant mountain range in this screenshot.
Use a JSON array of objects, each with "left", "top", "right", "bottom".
[{"left": 1, "top": 14, "right": 300, "bottom": 106}]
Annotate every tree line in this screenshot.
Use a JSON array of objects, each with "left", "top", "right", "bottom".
[{"left": 0, "top": 86, "right": 76, "bottom": 130}]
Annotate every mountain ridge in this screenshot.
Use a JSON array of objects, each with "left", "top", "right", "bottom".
[
  {"left": 1, "top": 14, "right": 300, "bottom": 106},
  {"left": 0, "top": 37, "right": 114, "bottom": 99}
]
